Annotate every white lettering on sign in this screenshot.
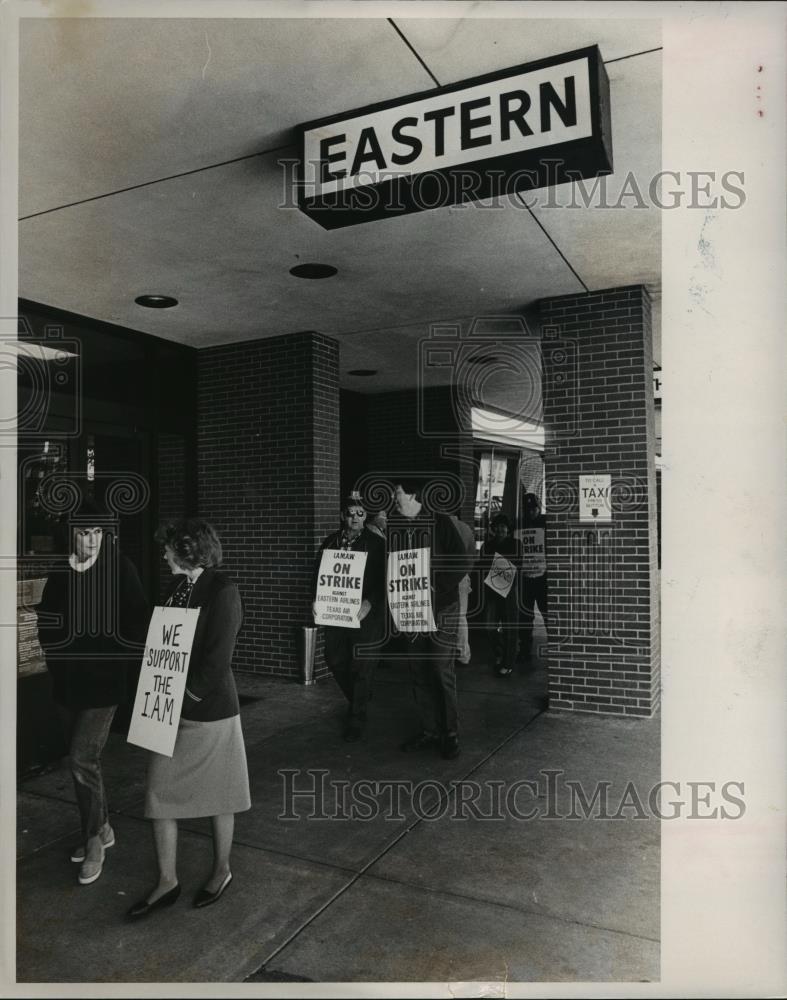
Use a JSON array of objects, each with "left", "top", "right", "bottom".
[
  {"left": 304, "top": 57, "right": 593, "bottom": 197},
  {"left": 387, "top": 547, "right": 436, "bottom": 633},
  {"left": 127, "top": 606, "right": 200, "bottom": 757},
  {"left": 579, "top": 474, "right": 612, "bottom": 523},
  {"left": 314, "top": 548, "right": 368, "bottom": 629}
]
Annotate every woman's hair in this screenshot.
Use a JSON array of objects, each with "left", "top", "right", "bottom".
[
  {"left": 156, "top": 518, "right": 223, "bottom": 569},
  {"left": 54, "top": 494, "right": 107, "bottom": 553},
  {"left": 490, "top": 512, "right": 511, "bottom": 530},
  {"left": 73, "top": 495, "right": 103, "bottom": 520},
  {"left": 394, "top": 478, "right": 423, "bottom": 502}
]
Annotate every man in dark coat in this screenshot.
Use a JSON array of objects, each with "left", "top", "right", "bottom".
[
  {"left": 518, "top": 492, "right": 549, "bottom": 661},
  {"left": 313, "top": 493, "right": 386, "bottom": 742},
  {"left": 388, "top": 479, "right": 475, "bottom": 760}
]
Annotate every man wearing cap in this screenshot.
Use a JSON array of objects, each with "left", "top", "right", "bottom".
[{"left": 313, "top": 493, "right": 386, "bottom": 742}]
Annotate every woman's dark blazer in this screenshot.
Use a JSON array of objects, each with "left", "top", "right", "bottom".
[{"left": 171, "top": 568, "right": 243, "bottom": 722}]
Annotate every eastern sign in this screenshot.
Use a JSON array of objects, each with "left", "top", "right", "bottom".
[
  {"left": 298, "top": 46, "right": 612, "bottom": 229},
  {"left": 579, "top": 474, "right": 612, "bottom": 523},
  {"left": 127, "top": 606, "right": 200, "bottom": 757},
  {"left": 314, "top": 548, "right": 368, "bottom": 628}
]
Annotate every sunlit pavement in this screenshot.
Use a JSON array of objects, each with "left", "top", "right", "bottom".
[{"left": 17, "top": 634, "right": 659, "bottom": 984}]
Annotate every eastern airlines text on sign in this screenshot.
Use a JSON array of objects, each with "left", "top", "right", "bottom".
[{"left": 297, "top": 46, "right": 612, "bottom": 229}]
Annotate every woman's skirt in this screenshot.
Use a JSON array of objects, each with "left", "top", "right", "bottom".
[{"left": 145, "top": 714, "right": 251, "bottom": 819}]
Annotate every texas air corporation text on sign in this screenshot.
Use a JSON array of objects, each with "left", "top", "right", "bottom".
[{"left": 298, "top": 46, "right": 611, "bottom": 228}]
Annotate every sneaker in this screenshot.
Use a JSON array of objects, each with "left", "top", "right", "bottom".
[
  {"left": 441, "top": 733, "right": 461, "bottom": 760},
  {"left": 400, "top": 731, "right": 439, "bottom": 753},
  {"left": 70, "top": 824, "right": 115, "bottom": 864},
  {"left": 78, "top": 843, "right": 105, "bottom": 885}
]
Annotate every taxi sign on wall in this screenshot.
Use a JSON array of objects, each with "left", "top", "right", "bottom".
[{"left": 297, "top": 45, "right": 612, "bottom": 229}]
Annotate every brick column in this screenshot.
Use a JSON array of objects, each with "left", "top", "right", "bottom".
[
  {"left": 197, "top": 332, "right": 340, "bottom": 679},
  {"left": 540, "top": 285, "right": 660, "bottom": 717}
]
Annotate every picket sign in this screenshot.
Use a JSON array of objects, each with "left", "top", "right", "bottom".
[
  {"left": 387, "top": 547, "right": 436, "bottom": 632},
  {"left": 484, "top": 552, "right": 517, "bottom": 598},
  {"left": 127, "top": 606, "right": 200, "bottom": 757},
  {"left": 521, "top": 527, "right": 547, "bottom": 578},
  {"left": 314, "top": 548, "right": 367, "bottom": 628}
]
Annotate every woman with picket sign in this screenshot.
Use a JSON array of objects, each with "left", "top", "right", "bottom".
[
  {"left": 479, "top": 512, "right": 523, "bottom": 677},
  {"left": 127, "top": 518, "right": 250, "bottom": 919}
]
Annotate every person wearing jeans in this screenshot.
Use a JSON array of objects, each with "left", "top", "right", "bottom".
[
  {"left": 37, "top": 494, "right": 149, "bottom": 886},
  {"left": 58, "top": 705, "right": 117, "bottom": 854}
]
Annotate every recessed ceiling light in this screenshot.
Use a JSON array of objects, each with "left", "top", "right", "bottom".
[
  {"left": 135, "top": 295, "right": 179, "bottom": 309},
  {"left": 290, "top": 263, "right": 338, "bottom": 280},
  {"left": 347, "top": 369, "right": 378, "bottom": 377}
]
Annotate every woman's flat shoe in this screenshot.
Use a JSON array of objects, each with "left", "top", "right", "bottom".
[
  {"left": 126, "top": 884, "right": 181, "bottom": 920},
  {"left": 193, "top": 872, "right": 232, "bottom": 909}
]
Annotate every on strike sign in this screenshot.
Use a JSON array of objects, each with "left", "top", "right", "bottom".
[
  {"left": 521, "top": 527, "right": 547, "bottom": 578},
  {"left": 127, "top": 606, "right": 200, "bottom": 757},
  {"left": 314, "top": 549, "right": 367, "bottom": 628},
  {"left": 387, "top": 548, "right": 436, "bottom": 632}
]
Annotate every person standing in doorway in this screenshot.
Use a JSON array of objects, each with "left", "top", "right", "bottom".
[
  {"left": 389, "top": 480, "right": 474, "bottom": 760},
  {"left": 480, "top": 513, "right": 522, "bottom": 677},
  {"left": 313, "top": 494, "right": 386, "bottom": 742},
  {"left": 37, "top": 494, "right": 149, "bottom": 887},
  {"left": 519, "top": 492, "right": 549, "bottom": 662}
]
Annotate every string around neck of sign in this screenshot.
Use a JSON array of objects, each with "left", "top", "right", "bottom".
[{"left": 168, "top": 576, "right": 195, "bottom": 608}]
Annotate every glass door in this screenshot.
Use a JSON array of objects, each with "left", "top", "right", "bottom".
[{"left": 473, "top": 446, "right": 520, "bottom": 550}]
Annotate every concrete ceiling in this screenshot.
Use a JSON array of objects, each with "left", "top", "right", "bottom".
[{"left": 18, "top": 15, "right": 661, "bottom": 412}]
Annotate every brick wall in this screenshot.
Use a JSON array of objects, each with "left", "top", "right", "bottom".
[
  {"left": 540, "top": 285, "right": 660, "bottom": 717},
  {"left": 197, "top": 332, "right": 340, "bottom": 679},
  {"left": 343, "top": 385, "right": 474, "bottom": 521}
]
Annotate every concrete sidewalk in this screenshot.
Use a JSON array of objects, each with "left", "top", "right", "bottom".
[{"left": 16, "top": 641, "right": 660, "bottom": 984}]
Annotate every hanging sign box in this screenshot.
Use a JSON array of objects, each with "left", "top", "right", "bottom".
[{"left": 297, "top": 45, "right": 612, "bottom": 229}]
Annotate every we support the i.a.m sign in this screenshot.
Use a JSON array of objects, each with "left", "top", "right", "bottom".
[{"left": 297, "top": 45, "right": 612, "bottom": 229}]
